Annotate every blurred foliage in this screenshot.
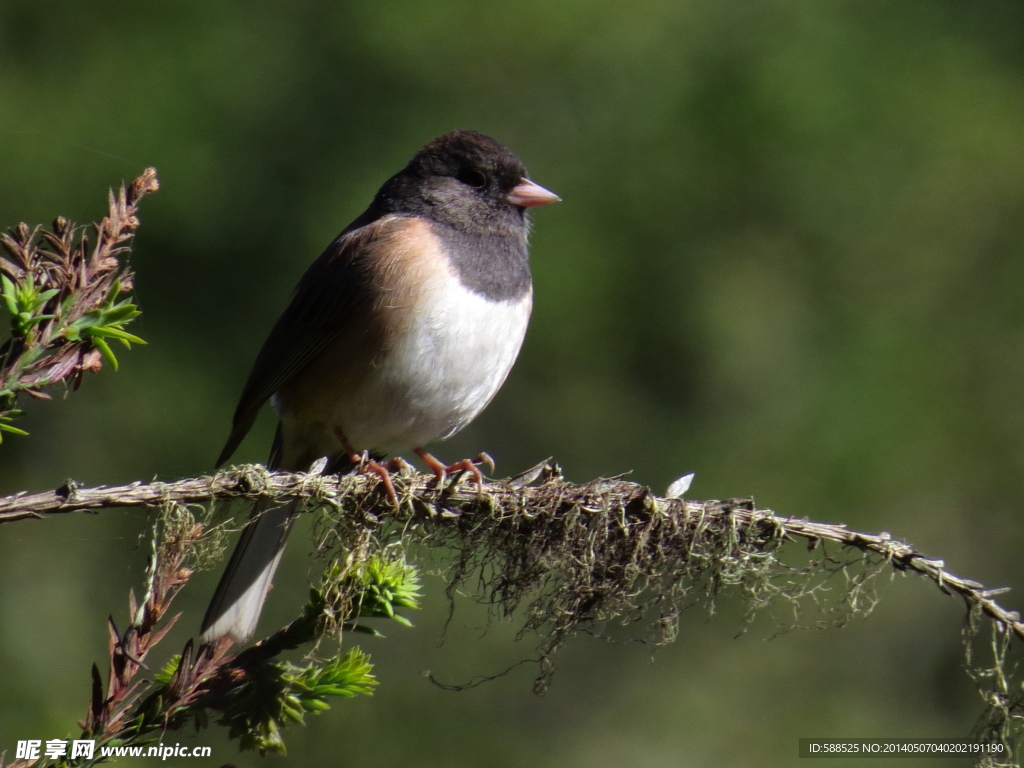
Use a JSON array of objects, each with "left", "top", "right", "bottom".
[{"left": 3, "top": 0, "right": 1024, "bottom": 766}]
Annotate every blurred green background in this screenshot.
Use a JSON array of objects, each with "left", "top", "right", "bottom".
[{"left": 3, "top": 0, "right": 1024, "bottom": 765}]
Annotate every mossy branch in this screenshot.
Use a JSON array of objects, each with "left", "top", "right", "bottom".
[{"left": 0, "top": 460, "right": 1019, "bottom": 643}]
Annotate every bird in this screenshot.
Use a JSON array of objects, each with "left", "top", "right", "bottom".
[{"left": 200, "top": 129, "right": 559, "bottom": 643}]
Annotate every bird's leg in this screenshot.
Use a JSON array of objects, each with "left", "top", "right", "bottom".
[
  {"left": 414, "top": 448, "right": 449, "bottom": 485},
  {"left": 414, "top": 448, "right": 494, "bottom": 493},
  {"left": 357, "top": 452, "right": 400, "bottom": 507},
  {"left": 333, "top": 427, "right": 399, "bottom": 507}
]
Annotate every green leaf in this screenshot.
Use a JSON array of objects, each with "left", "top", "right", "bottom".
[
  {"left": 341, "top": 623, "right": 384, "bottom": 636},
  {"left": 0, "top": 415, "right": 29, "bottom": 443},
  {"left": 155, "top": 655, "right": 182, "bottom": 684},
  {"left": 86, "top": 325, "right": 147, "bottom": 345},
  {"left": 102, "top": 278, "right": 123, "bottom": 305},
  {"left": 2, "top": 275, "right": 19, "bottom": 316},
  {"left": 91, "top": 336, "right": 119, "bottom": 371},
  {"left": 100, "top": 303, "right": 141, "bottom": 324}
]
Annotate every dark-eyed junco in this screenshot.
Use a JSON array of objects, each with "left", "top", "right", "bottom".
[{"left": 201, "top": 130, "right": 559, "bottom": 643}]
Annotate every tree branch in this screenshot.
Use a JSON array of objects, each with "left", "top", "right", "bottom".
[{"left": 2, "top": 460, "right": 1021, "bottom": 642}]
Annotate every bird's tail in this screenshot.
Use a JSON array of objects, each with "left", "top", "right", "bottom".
[
  {"left": 199, "top": 497, "right": 298, "bottom": 643},
  {"left": 200, "top": 425, "right": 362, "bottom": 644}
]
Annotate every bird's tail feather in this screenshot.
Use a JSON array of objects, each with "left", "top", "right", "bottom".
[{"left": 199, "top": 498, "right": 298, "bottom": 643}]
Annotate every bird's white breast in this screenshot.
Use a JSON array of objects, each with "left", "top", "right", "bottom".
[{"left": 336, "top": 273, "right": 532, "bottom": 453}]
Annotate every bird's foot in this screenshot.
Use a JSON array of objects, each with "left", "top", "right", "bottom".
[
  {"left": 414, "top": 449, "right": 494, "bottom": 493},
  {"left": 351, "top": 451, "right": 400, "bottom": 507},
  {"left": 333, "top": 427, "right": 401, "bottom": 507}
]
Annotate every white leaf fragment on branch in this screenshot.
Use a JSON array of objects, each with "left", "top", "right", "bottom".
[{"left": 665, "top": 472, "right": 694, "bottom": 499}]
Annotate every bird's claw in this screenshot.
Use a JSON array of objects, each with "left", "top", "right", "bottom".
[
  {"left": 473, "top": 452, "right": 496, "bottom": 475},
  {"left": 414, "top": 448, "right": 491, "bottom": 495},
  {"left": 333, "top": 429, "right": 400, "bottom": 508}
]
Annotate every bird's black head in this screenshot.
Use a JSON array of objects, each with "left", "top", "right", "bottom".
[
  {"left": 410, "top": 130, "right": 528, "bottom": 196},
  {"left": 374, "top": 129, "right": 555, "bottom": 236}
]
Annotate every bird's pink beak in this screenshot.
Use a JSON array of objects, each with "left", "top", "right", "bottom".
[{"left": 507, "top": 178, "right": 561, "bottom": 208}]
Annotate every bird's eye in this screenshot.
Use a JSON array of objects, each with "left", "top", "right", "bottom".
[{"left": 456, "top": 169, "right": 487, "bottom": 188}]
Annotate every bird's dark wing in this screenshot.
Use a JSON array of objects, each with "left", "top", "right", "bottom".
[{"left": 216, "top": 215, "right": 390, "bottom": 467}]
